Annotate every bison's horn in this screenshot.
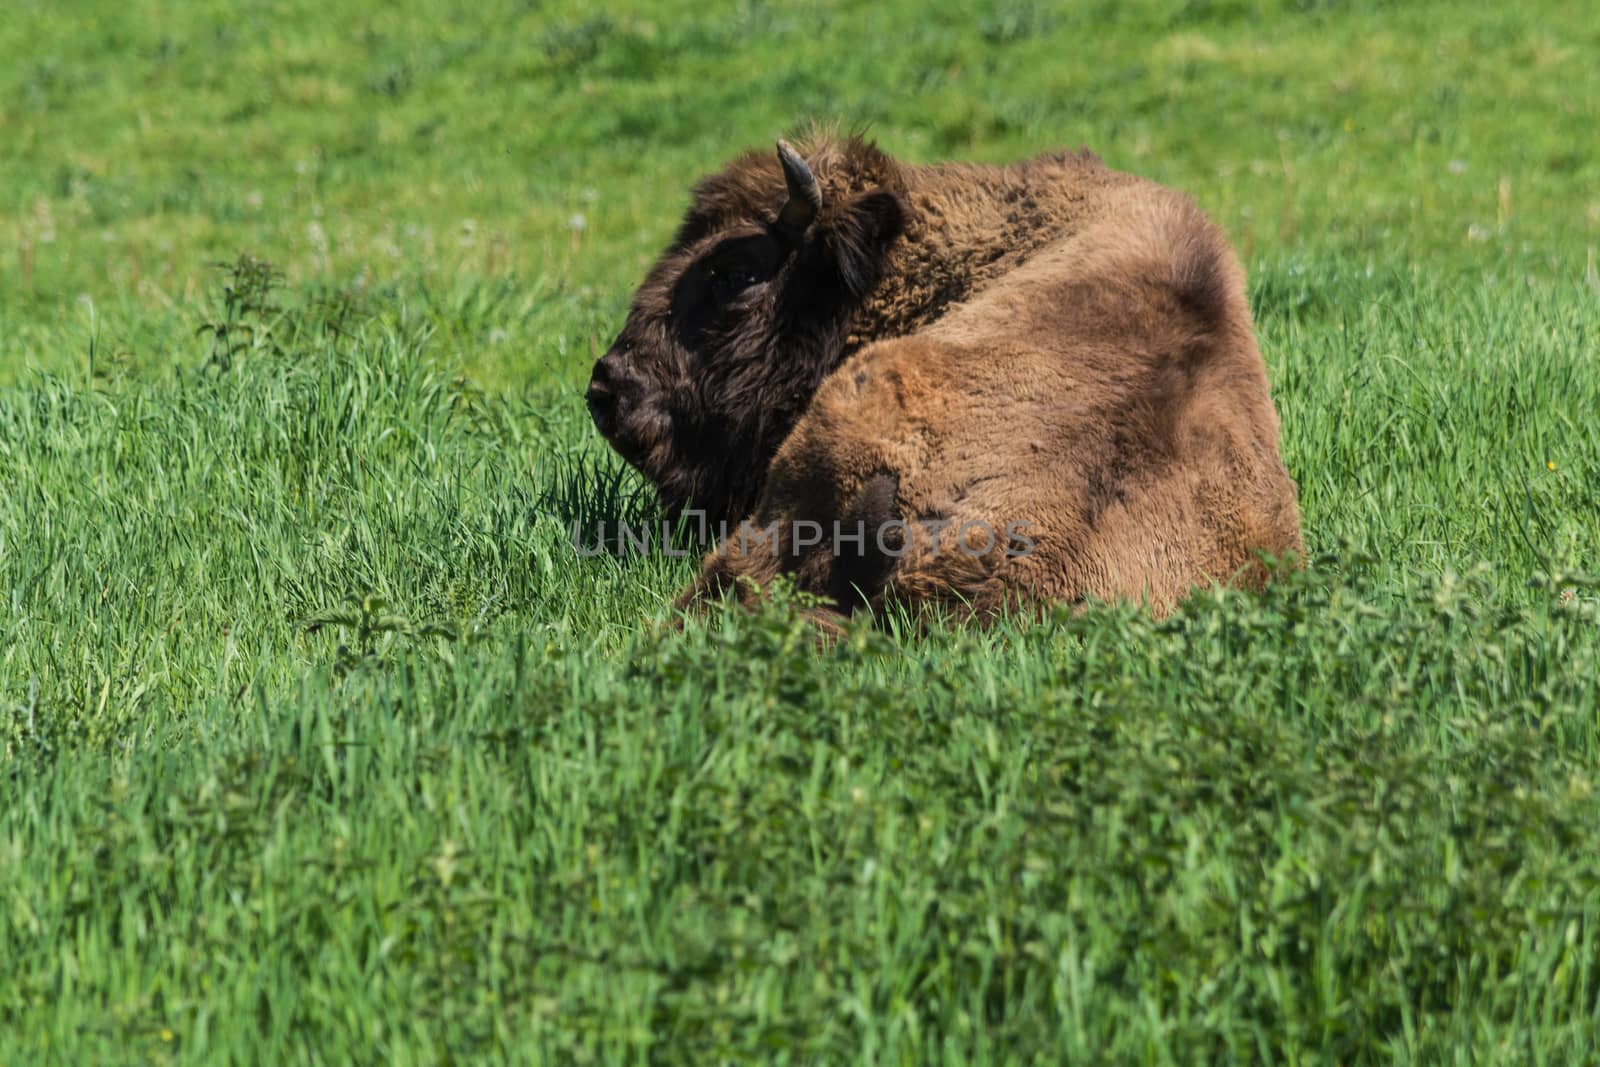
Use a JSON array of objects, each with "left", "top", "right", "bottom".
[{"left": 775, "top": 139, "right": 822, "bottom": 235}]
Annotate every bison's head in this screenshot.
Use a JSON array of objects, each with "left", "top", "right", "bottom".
[{"left": 586, "top": 135, "right": 906, "bottom": 529}]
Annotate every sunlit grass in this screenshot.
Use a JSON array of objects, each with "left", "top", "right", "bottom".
[{"left": 3, "top": 0, "right": 1600, "bottom": 1061}]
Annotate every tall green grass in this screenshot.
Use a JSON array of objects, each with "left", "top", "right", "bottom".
[
  {"left": 4, "top": 0, "right": 1600, "bottom": 1060},
  {"left": 4, "top": 256, "right": 1599, "bottom": 1061}
]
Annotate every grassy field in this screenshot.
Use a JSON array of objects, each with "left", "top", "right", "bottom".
[{"left": 4, "top": 0, "right": 1600, "bottom": 1062}]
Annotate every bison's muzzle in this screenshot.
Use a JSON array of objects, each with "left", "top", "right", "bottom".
[{"left": 585, "top": 347, "right": 642, "bottom": 452}]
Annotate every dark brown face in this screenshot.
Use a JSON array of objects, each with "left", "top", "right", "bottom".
[{"left": 587, "top": 138, "right": 905, "bottom": 529}]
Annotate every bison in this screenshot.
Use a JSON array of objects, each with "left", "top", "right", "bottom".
[{"left": 586, "top": 129, "right": 1301, "bottom": 621}]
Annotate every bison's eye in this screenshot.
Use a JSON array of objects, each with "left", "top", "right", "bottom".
[
  {"left": 707, "top": 262, "right": 765, "bottom": 304},
  {"left": 670, "top": 235, "right": 780, "bottom": 341}
]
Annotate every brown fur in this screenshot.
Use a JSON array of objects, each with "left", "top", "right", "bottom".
[{"left": 588, "top": 129, "right": 1302, "bottom": 621}]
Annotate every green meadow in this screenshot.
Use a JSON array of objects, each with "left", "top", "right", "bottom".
[{"left": 3, "top": 0, "right": 1599, "bottom": 1061}]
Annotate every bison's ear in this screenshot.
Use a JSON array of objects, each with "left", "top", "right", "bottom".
[{"left": 827, "top": 189, "right": 906, "bottom": 299}]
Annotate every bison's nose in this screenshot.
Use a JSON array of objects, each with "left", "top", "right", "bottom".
[
  {"left": 586, "top": 351, "right": 632, "bottom": 437},
  {"left": 585, "top": 375, "right": 617, "bottom": 435}
]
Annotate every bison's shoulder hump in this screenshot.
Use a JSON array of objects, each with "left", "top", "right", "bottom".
[{"left": 1109, "top": 190, "right": 1247, "bottom": 334}]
